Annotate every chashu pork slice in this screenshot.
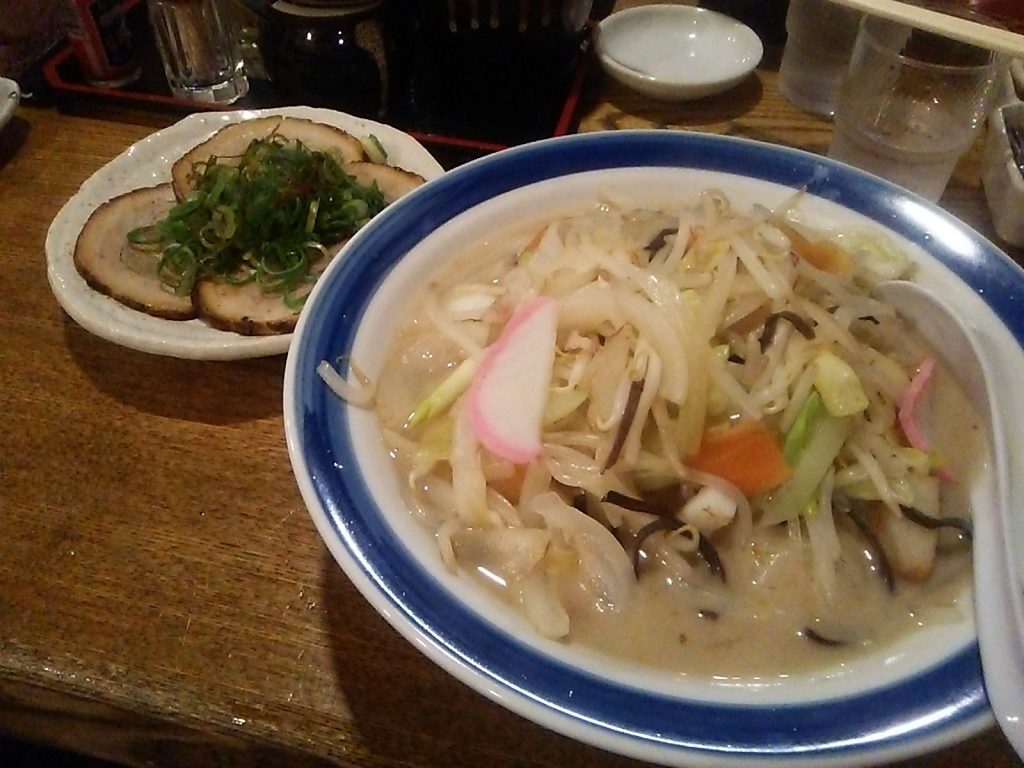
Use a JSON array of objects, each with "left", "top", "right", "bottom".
[
  {"left": 171, "top": 116, "right": 367, "bottom": 201},
  {"left": 73, "top": 184, "right": 196, "bottom": 320},
  {"left": 194, "top": 163, "right": 427, "bottom": 335},
  {"left": 193, "top": 255, "right": 333, "bottom": 336},
  {"left": 193, "top": 277, "right": 308, "bottom": 336},
  {"left": 342, "top": 161, "right": 427, "bottom": 203}
]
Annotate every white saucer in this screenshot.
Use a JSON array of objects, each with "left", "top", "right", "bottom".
[
  {"left": 595, "top": 5, "right": 763, "bottom": 102},
  {"left": 0, "top": 78, "right": 20, "bottom": 131}
]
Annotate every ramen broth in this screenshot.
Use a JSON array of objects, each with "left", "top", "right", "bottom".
[{"left": 367, "top": 198, "right": 981, "bottom": 677}]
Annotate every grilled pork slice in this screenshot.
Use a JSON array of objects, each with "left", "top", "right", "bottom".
[
  {"left": 73, "top": 184, "right": 196, "bottom": 320},
  {"left": 193, "top": 166, "right": 426, "bottom": 335},
  {"left": 171, "top": 116, "right": 367, "bottom": 200},
  {"left": 193, "top": 276, "right": 309, "bottom": 336},
  {"left": 342, "top": 161, "right": 427, "bottom": 202}
]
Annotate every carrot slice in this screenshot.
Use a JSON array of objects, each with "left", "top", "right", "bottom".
[
  {"left": 687, "top": 420, "right": 793, "bottom": 496},
  {"left": 779, "top": 222, "right": 852, "bottom": 274}
]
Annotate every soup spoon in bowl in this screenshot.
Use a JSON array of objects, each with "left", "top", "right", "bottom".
[{"left": 874, "top": 280, "right": 1024, "bottom": 759}]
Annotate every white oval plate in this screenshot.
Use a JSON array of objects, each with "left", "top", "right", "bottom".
[
  {"left": 45, "top": 106, "right": 445, "bottom": 360},
  {"left": 596, "top": 5, "right": 763, "bottom": 101},
  {"left": 285, "top": 130, "right": 1024, "bottom": 766}
]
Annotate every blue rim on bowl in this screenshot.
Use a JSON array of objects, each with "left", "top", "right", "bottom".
[{"left": 284, "top": 130, "right": 1024, "bottom": 766}]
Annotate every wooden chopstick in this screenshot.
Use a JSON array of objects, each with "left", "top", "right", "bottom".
[{"left": 826, "top": 0, "right": 1024, "bottom": 56}]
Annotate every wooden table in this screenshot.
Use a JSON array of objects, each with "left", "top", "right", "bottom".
[{"left": 2, "top": 19, "right": 1022, "bottom": 768}]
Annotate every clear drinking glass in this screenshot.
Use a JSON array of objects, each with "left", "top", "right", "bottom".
[
  {"left": 828, "top": 16, "right": 1003, "bottom": 202},
  {"left": 147, "top": 0, "right": 248, "bottom": 104},
  {"left": 778, "top": 0, "right": 862, "bottom": 116}
]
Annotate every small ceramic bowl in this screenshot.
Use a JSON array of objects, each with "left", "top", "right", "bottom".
[
  {"left": 982, "top": 101, "right": 1024, "bottom": 248},
  {"left": 595, "top": 5, "right": 763, "bottom": 101},
  {"left": 0, "top": 78, "right": 20, "bottom": 131}
]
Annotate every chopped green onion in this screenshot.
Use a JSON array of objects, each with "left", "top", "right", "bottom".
[
  {"left": 126, "top": 224, "right": 165, "bottom": 251},
  {"left": 139, "top": 133, "right": 390, "bottom": 304},
  {"left": 158, "top": 243, "right": 198, "bottom": 295},
  {"left": 211, "top": 204, "right": 236, "bottom": 240},
  {"left": 361, "top": 133, "right": 388, "bottom": 164},
  {"left": 407, "top": 358, "right": 479, "bottom": 428},
  {"left": 305, "top": 198, "right": 320, "bottom": 234}
]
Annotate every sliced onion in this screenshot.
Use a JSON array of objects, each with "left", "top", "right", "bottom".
[
  {"left": 518, "top": 570, "right": 571, "bottom": 639},
  {"left": 317, "top": 359, "right": 376, "bottom": 409},
  {"left": 529, "top": 491, "right": 634, "bottom": 610}
]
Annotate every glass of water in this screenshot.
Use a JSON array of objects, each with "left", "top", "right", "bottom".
[
  {"left": 148, "top": 0, "right": 249, "bottom": 104},
  {"left": 828, "top": 15, "right": 1003, "bottom": 202},
  {"left": 778, "top": 0, "right": 862, "bottom": 116}
]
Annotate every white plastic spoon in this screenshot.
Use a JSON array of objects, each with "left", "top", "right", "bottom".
[{"left": 875, "top": 280, "right": 1024, "bottom": 758}]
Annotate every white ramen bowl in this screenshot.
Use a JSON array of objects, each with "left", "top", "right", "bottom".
[{"left": 284, "top": 130, "right": 1024, "bottom": 766}]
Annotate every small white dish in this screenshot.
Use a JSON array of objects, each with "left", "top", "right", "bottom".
[
  {"left": 0, "top": 77, "right": 20, "bottom": 131},
  {"left": 982, "top": 101, "right": 1024, "bottom": 248},
  {"left": 595, "top": 5, "right": 763, "bottom": 102},
  {"left": 44, "top": 106, "right": 444, "bottom": 360}
]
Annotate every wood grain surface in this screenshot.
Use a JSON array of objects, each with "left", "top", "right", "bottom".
[{"left": 1, "top": 9, "right": 1022, "bottom": 767}]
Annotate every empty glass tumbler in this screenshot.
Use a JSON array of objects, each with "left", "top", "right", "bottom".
[
  {"left": 148, "top": 0, "right": 248, "bottom": 104},
  {"left": 778, "top": 0, "right": 862, "bottom": 116}
]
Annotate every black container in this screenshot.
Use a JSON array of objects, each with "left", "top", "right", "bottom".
[
  {"left": 407, "top": 0, "right": 595, "bottom": 145},
  {"left": 255, "top": 0, "right": 412, "bottom": 121}
]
